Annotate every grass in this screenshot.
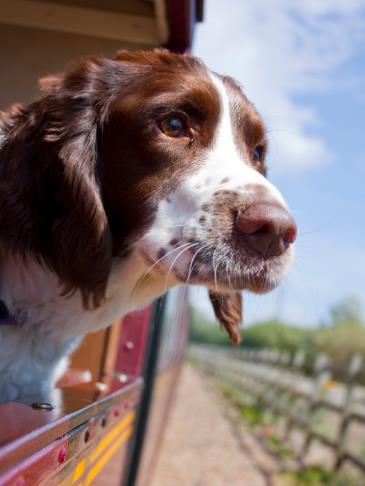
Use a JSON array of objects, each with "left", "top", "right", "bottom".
[
  {"left": 218, "top": 381, "right": 291, "bottom": 457},
  {"left": 216, "top": 379, "right": 360, "bottom": 486},
  {"left": 282, "top": 466, "right": 359, "bottom": 486}
]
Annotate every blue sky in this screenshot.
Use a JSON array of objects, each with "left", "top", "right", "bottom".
[{"left": 189, "top": 0, "right": 365, "bottom": 327}]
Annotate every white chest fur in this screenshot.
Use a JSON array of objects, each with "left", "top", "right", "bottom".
[
  {"left": 0, "top": 251, "right": 173, "bottom": 403},
  {"left": 0, "top": 252, "right": 167, "bottom": 339}
]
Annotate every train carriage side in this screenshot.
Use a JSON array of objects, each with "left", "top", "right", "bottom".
[{"left": 0, "top": 2, "right": 203, "bottom": 485}]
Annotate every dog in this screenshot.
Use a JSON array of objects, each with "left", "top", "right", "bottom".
[{"left": 0, "top": 49, "right": 296, "bottom": 404}]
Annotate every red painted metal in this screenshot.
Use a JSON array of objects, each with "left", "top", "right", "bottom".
[
  {"left": 115, "top": 307, "right": 152, "bottom": 377},
  {"left": 0, "top": 379, "right": 141, "bottom": 480},
  {"left": 0, "top": 287, "right": 189, "bottom": 485},
  {"left": 135, "top": 287, "right": 190, "bottom": 484},
  {"left": 0, "top": 402, "right": 134, "bottom": 485},
  {"left": 165, "top": 0, "right": 204, "bottom": 53}
]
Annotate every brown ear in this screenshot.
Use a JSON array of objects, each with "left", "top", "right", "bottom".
[
  {"left": 0, "top": 58, "right": 128, "bottom": 307},
  {"left": 38, "top": 73, "right": 64, "bottom": 94},
  {"left": 208, "top": 291, "right": 243, "bottom": 345}
]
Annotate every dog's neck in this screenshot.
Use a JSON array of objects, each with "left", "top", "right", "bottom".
[
  {"left": 0, "top": 250, "right": 175, "bottom": 340},
  {"left": 0, "top": 246, "right": 176, "bottom": 404}
]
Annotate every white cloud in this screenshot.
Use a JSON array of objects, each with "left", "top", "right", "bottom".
[{"left": 193, "top": 0, "right": 365, "bottom": 172}]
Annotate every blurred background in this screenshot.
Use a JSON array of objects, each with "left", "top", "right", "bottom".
[
  {"left": 181, "top": 2, "right": 365, "bottom": 485},
  {"left": 191, "top": 0, "right": 365, "bottom": 328},
  {"left": 188, "top": 0, "right": 365, "bottom": 414}
]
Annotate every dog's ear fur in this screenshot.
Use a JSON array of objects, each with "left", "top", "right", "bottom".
[
  {"left": 0, "top": 58, "right": 132, "bottom": 307},
  {"left": 208, "top": 291, "right": 243, "bottom": 345}
]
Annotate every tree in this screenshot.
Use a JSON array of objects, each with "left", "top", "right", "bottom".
[{"left": 328, "top": 296, "right": 363, "bottom": 327}]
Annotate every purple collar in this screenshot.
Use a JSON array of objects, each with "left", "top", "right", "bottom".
[{"left": 0, "top": 300, "right": 17, "bottom": 326}]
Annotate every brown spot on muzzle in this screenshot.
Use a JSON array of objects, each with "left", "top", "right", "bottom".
[
  {"left": 204, "top": 184, "right": 273, "bottom": 243},
  {"left": 169, "top": 238, "right": 179, "bottom": 246},
  {"left": 208, "top": 290, "right": 243, "bottom": 345}
]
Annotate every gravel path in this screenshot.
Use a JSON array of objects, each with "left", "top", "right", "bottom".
[{"left": 151, "top": 364, "right": 279, "bottom": 486}]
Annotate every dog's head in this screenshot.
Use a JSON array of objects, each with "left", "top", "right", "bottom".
[{"left": 1, "top": 50, "right": 296, "bottom": 341}]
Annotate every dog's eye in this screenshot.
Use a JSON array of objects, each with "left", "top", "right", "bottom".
[
  {"left": 159, "top": 116, "right": 187, "bottom": 138},
  {"left": 252, "top": 145, "right": 264, "bottom": 163}
]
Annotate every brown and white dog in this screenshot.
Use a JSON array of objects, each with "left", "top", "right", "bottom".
[{"left": 0, "top": 49, "right": 296, "bottom": 403}]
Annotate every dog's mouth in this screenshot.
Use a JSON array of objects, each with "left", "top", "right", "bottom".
[
  {"left": 137, "top": 235, "right": 293, "bottom": 346},
  {"left": 185, "top": 248, "right": 283, "bottom": 293},
  {"left": 141, "top": 240, "right": 291, "bottom": 294}
]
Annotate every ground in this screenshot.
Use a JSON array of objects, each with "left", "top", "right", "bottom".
[{"left": 151, "top": 364, "right": 280, "bottom": 486}]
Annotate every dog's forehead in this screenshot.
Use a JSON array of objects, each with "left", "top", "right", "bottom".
[
  {"left": 112, "top": 51, "right": 265, "bottom": 140},
  {"left": 217, "top": 75, "right": 266, "bottom": 152}
]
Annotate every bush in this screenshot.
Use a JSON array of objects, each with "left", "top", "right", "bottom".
[
  {"left": 242, "top": 320, "right": 313, "bottom": 354},
  {"left": 314, "top": 321, "right": 365, "bottom": 378},
  {"left": 189, "top": 307, "right": 313, "bottom": 353},
  {"left": 189, "top": 296, "right": 365, "bottom": 381},
  {"left": 189, "top": 307, "right": 236, "bottom": 346}
]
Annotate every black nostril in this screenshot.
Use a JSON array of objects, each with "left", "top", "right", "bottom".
[
  {"left": 284, "top": 226, "right": 297, "bottom": 245},
  {"left": 252, "top": 223, "right": 270, "bottom": 237}
]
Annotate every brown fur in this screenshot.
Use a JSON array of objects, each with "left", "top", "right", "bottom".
[
  {"left": 98, "top": 50, "right": 220, "bottom": 255},
  {"left": 208, "top": 290, "right": 243, "bottom": 345},
  {"left": 0, "top": 49, "right": 269, "bottom": 343},
  {"left": 0, "top": 50, "right": 223, "bottom": 312}
]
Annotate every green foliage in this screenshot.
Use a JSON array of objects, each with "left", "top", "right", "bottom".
[
  {"left": 218, "top": 383, "right": 265, "bottom": 426},
  {"left": 314, "top": 321, "right": 365, "bottom": 369},
  {"left": 189, "top": 307, "right": 239, "bottom": 346},
  {"left": 189, "top": 306, "right": 313, "bottom": 353},
  {"left": 218, "top": 382, "right": 358, "bottom": 485},
  {"left": 283, "top": 466, "right": 359, "bottom": 486},
  {"left": 189, "top": 296, "right": 365, "bottom": 375},
  {"left": 243, "top": 320, "right": 313, "bottom": 353},
  {"left": 219, "top": 382, "right": 292, "bottom": 459},
  {"left": 327, "top": 296, "right": 363, "bottom": 327},
  {"left": 311, "top": 296, "right": 365, "bottom": 376},
  {"left": 266, "top": 434, "right": 292, "bottom": 459}
]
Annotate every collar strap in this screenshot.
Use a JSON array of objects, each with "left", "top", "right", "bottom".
[{"left": 0, "top": 300, "right": 16, "bottom": 326}]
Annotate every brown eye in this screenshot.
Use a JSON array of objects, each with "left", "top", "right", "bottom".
[
  {"left": 252, "top": 144, "right": 264, "bottom": 163},
  {"left": 159, "top": 116, "right": 187, "bottom": 138}
]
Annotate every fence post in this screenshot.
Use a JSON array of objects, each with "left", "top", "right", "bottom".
[
  {"left": 300, "top": 353, "right": 331, "bottom": 462},
  {"left": 292, "top": 350, "right": 306, "bottom": 371},
  {"left": 284, "top": 351, "right": 306, "bottom": 439},
  {"left": 334, "top": 354, "right": 363, "bottom": 470}
]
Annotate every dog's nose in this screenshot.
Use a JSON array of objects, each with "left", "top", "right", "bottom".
[{"left": 235, "top": 203, "right": 297, "bottom": 257}]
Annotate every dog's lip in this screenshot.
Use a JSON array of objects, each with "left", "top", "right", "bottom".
[
  {"left": 188, "top": 244, "right": 288, "bottom": 293},
  {"left": 138, "top": 239, "right": 287, "bottom": 293},
  {"left": 203, "top": 270, "right": 278, "bottom": 294}
]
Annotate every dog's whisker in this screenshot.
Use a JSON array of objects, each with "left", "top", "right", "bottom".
[
  {"left": 212, "top": 248, "right": 219, "bottom": 293},
  {"left": 186, "top": 244, "right": 210, "bottom": 284},
  {"left": 163, "top": 242, "right": 199, "bottom": 292},
  {"left": 132, "top": 242, "right": 194, "bottom": 300},
  {"left": 225, "top": 259, "right": 234, "bottom": 291},
  {"left": 297, "top": 225, "right": 327, "bottom": 237}
]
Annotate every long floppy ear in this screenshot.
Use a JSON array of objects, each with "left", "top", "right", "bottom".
[
  {"left": 0, "top": 58, "right": 128, "bottom": 307},
  {"left": 208, "top": 291, "right": 243, "bottom": 345}
]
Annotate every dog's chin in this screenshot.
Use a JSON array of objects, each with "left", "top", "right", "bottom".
[
  {"left": 184, "top": 251, "right": 292, "bottom": 295},
  {"left": 137, "top": 241, "right": 293, "bottom": 296},
  {"left": 194, "top": 271, "right": 279, "bottom": 295}
]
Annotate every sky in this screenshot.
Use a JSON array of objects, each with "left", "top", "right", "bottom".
[{"left": 189, "top": 0, "right": 365, "bottom": 327}]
